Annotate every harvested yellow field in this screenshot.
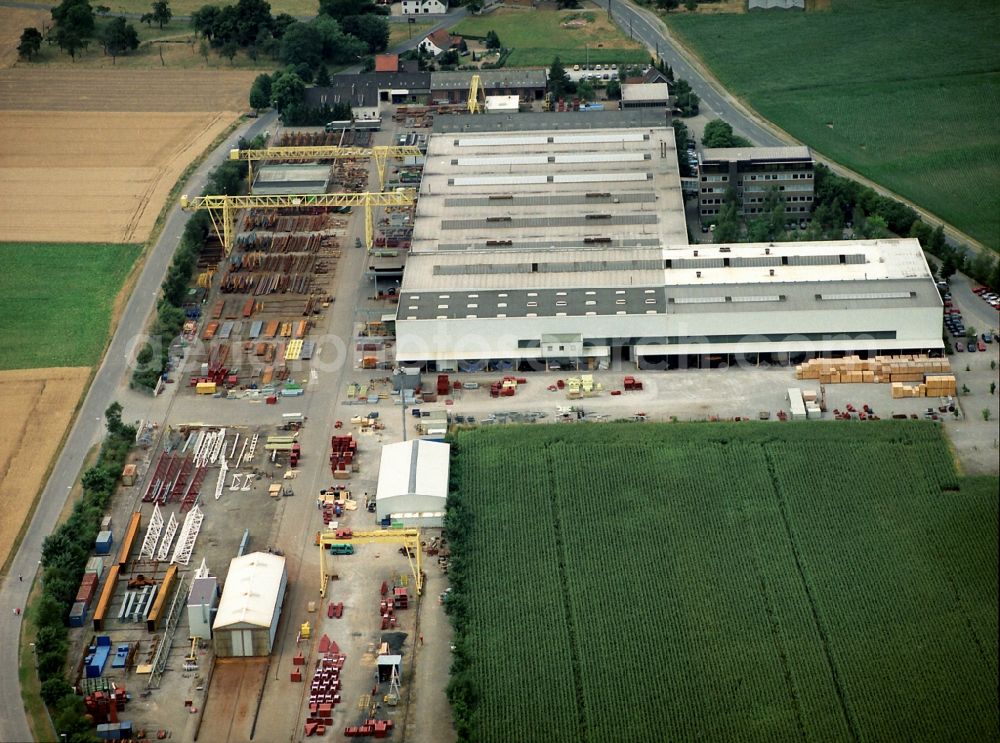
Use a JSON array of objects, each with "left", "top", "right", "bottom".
[
  {"left": 0, "top": 68, "right": 257, "bottom": 111},
  {"left": 0, "top": 111, "right": 236, "bottom": 242},
  {"left": 0, "top": 8, "right": 50, "bottom": 69},
  {"left": 0, "top": 368, "right": 90, "bottom": 571}
]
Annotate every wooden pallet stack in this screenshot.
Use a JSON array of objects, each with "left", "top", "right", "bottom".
[{"left": 795, "top": 355, "right": 951, "bottom": 385}]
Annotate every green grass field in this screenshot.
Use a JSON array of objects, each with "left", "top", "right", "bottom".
[
  {"left": 667, "top": 0, "right": 1000, "bottom": 250},
  {"left": 452, "top": 7, "right": 648, "bottom": 68},
  {"left": 447, "top": 422, "right": 999, "bottom": 742},
  {"left": 0, "top": 243, "right": 141, "bottom": 370}
]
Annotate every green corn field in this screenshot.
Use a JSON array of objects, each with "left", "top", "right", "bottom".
[{"left": 445, "top": 422, "right": 998, "bottom": 742}]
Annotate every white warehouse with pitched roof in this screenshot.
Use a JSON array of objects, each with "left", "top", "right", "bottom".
[
  {"left": 212, "top": 552, "right": 287, "bottom": 657},
  {"left": 376, "top": 440, "right": 450, "bottom": 527}
]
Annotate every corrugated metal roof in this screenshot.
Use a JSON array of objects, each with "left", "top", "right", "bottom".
[{"left": 376, "top": 440, "right": 450, "bottom": 502}]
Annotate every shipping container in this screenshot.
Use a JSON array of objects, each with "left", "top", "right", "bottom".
[
  {"left": 196, "top": 381, "right": 217, "bottom": 395},
  {"left": 95, "top": 530, "right": 114, "bottom": 555},
  {"left": 86, "top": 556, "right": 105, "bottom": 579},
  {"left": 69, "top": 601, "right": 87, "bottom": 627}
]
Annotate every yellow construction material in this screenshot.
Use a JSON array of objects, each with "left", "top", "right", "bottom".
[
  {"left": 229, "top": 145, "right": 423, "bottom": 191},
  {"left": 180, "top": 190, "right": 416, "bottom": 254},
  {"left": 318, "top": 528, "right": 422, "bottom": 598},
  {"left": 285, "top": 339, "right": 304, "bottom": 361}
]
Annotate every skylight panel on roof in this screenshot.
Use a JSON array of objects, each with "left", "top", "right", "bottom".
[{"left": 819, "top": 292, "right": 914, "bottom": 301}]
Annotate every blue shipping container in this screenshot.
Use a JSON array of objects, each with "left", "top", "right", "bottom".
[
  {"left": 69, "top": 601, "right": 87, "bottom": 628},
  {"left": 95, "top": 530, "right": 113, "bottom": 555}
]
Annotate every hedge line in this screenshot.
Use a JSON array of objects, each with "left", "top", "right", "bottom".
[{"left": 36, "top": 403, "right": 136, "bottom": 743}]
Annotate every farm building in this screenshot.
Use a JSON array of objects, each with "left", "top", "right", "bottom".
[
  {"left": 329, "top": 71, "right": 432, "bottom": 105},
  {"left": 304, "top": 80, "right": 381, "bottom": 121},
  {"left": 391, "top": 111, "right": 943, "bottom": 370},
  {"left": 187, "top": 576, "right": 219, "bottom": 640},
  {"left": 212, "top": 552, "right": 287, "bottom": 657},
  {"left": 375, "top": 440, "right": 450, "bottom": 527},
  {"left": 430, "top": 70, "right": 548, "bottom": 104}
]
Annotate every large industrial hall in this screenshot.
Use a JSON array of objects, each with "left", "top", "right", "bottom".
[{"left": 392, "top": 112, "right": 942, "bottom": 371}]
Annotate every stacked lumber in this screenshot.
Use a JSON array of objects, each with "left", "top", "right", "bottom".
[{"left": 795, "top": 355, "right": 951, "bottom": 384}]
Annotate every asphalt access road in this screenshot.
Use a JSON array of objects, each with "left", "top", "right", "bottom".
[{"left": 0, "top": 111, "right": 278, "bottom": 743}]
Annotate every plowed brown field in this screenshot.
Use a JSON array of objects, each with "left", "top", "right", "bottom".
[
  {"left": 0, "top": 110, "right": 236, "bottom": 242},
  {"left": 0, "top": 368, "right": 90, "bottom": 570},
  {"left": 0, "top": 68, "right": 257, "bottom": 111}
]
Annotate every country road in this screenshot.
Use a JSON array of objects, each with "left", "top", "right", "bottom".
[{"left": 0, "top": 110, "right": 277, "bottom": 743}]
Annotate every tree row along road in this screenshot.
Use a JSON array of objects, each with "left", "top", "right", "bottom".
[
  {"left": 0, "top": 111, "right": 277, "bottom": 743},
  {"left": 593, "top": 0, "right": 986, "bottom": 256}
]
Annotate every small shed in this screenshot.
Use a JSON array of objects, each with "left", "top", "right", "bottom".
[
  {"left": 375, "top": 440, "right": 450, "bottom": 527},
  {"left": 212, "top": 552, "right": 287, "bottom": 657},
  {"left": 187, "top": 576, "right": 220, "bottom": 641},
  {"left": 377, "top": 654, "right": 403, "bottom": 682}
]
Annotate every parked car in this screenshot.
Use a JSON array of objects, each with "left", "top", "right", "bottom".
[
  {"left": 977, "top": 340, "right": 987, "bottom": 352},
  {"left": 967, "top": 341, "right": 977, "bottom": 352},
  {"left": 955, "top": 342, "right": 964, "bottom": 352},
  {"left": 983, "top": 332, "right": 994, "bottom": 343}
]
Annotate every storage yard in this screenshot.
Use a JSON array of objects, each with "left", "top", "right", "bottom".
[{"left": 446, "top": 422, "right": 999, "bottom": 742}]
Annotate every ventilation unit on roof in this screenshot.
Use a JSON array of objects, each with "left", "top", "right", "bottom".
[
  {"left": 486, "top": 216, "right": 512, "bottom": 222},
  {"left": 489, "top": 194, "right": 513, "bottom": 200},
  {"left": 486, "top": 240, "right": 513, "bottom": 246},
  {"left": 586, "top": 214, "right": 612, "bottom": 220},
  {"left": 586, "top": 192, "right": 612, "bottom": 198},
  {"left": 584, "top": 237, "right": 612, "bottom": 244}
]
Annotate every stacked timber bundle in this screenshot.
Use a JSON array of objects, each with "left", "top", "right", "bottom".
[
  {"left": 893, "top": 374, "right": 958, "bottom": 398},
  {"left": 795, "top": 355, "right": 951, "bottom": 384}
]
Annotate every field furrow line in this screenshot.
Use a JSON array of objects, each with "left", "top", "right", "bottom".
[{"left": 761, "top": 445, "right": 860, "bottom": 743}]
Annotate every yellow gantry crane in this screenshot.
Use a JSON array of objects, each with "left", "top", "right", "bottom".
[
  {"left": 318, "top": 528, "right": 423, "bottom": 599},
  {"left": 229, "top": 145, "right": 424, "bottom": 192},
  {"left": 179, "top": 190, "right": 416, "bottom": 254},
  {"left": 467, "top": 74, "right": 486, "bottom": 114}
]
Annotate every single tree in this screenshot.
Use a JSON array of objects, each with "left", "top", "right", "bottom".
[
  {"left": 606, "top": 79, "right": 621, "bottom": 100},
  {"left": 52, "top": 0, "right": 95, "bottom": 35},
  {"left": 220, "top": 38, "right": 238, "bottom": 62},
  {"left": 17, "top": 27, "right": 43, "bottom": 60},
  {"left": 151, "top": 0, "right": 172, "bottom": 28},
  {"left": 938, "top": 254, "right": 957, "bottom": 281},
  {"left": 54, "top": 24, "right": 88, "bottom": 60},
  {"left": 576, "top": 79, "right": 595, "bottom": 101},
  {"left": 249, "top": 73, "right": 272, "bottom": 110},
  {"left": 271, "top": 70, "right": 305, "bottom": 113},
  {"left": 94, "top": 3, "right": 110, "bottom": 13},
  {"left": 484, "top": 30, "right": 500, "bottom": 51},
  {"left": 655, "top": 0, "right": 679, "bottom": 10},
  {"left": 103, "top": 16, "right": 139, "bottom": 61},
  {"left": 547, "top": 56, "right": 571, "bottom": 99},
  {"left": 314, "top": 63, "right": 331, "bottom": 86},
  {"left": 191, "top": 4, "right": 219, "bottom": 39}
]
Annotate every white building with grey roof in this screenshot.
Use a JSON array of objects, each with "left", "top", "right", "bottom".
[{"left": 393, "top": 115, "right": 942, "bottom": 371}]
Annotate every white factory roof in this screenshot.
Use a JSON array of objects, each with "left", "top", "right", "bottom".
[
  {"left": 701, "top": 146, "right": 812, "bottom": 162},
  {"left": 485, "top": 95, "right": 520, "bottom": 112},
  {"left": 410, "top": 125, "right": 686, "bottom": 252},
  {"left": 621, "top": 82, "right": 670, "bottom": 102},
  {"left": 213, "top": 552, "right": 286, "bottom": 630},
  {"left": 376, "top": 440, "right": 450, "bottom": 502}
]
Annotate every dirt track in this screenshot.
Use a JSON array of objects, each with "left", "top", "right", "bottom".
[
  {"left": 198, "top": 657, "right": 270, "bottom": 743},
  {"left": 0, "top": 110, "right": 236, "bottom": 242},
  {"left": 0, "top": 367, "right": 89, "bottom": 571}
]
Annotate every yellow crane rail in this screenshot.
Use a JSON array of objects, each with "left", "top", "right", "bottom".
[
  {"left": 179, "top": 190, "right": 416, "bottom": 254},
  {"left": 229, "top": 145, "right": 424, "bottom": 190},
  {"left": 318, "top": 528, "right": 423, "bottom": 598}
]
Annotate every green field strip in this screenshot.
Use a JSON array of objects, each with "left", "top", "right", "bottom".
[{"left": 0, "top": 242, "right": 142, "bottom": 370}]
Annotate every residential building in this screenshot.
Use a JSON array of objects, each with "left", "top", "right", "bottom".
[
  {"left": 698, "top": 146, "right": 815, "bottom": 222},
  {"left": 419, "top": 29, "right": 456, "bottom": 56},
  {"left": 402, "top": 0, "right": 447, "bottom": 14}
]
